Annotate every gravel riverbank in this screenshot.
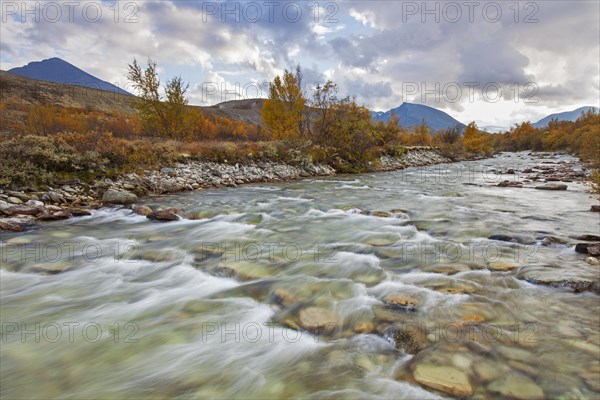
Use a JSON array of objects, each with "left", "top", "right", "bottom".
[{"left": 0, "top": 147, "right": 450, "bottom": 231}]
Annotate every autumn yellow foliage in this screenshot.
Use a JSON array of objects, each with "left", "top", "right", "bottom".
[
  {"left": 462, "top": 122, "right": 493, "bottom": 155},
  {"left": 262, "top": 68, "right": 307, "bottom": 141}
]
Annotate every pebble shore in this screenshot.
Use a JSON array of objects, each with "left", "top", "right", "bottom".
[{"left": 0, "top": 148, "right": 451, "bottom": 231}]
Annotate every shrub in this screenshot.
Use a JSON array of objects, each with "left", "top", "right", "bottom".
[
  {"left": 382, "top": 143, "right": 407, "bottom": 157},
  {"left": 0, "top": 132, "right": 183, "bottom": 187},
  {"left": 436, "top": 142, "right": 467, "bottom": 161},
  {"left": 0, "top": 134, "right": 100, "bottom": 186}
]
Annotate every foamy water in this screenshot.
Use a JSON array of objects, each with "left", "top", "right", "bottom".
[{"left": 1, "top": 152, "right": 598, "bottom": 399}]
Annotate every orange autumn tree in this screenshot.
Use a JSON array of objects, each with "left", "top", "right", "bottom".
[
  {"left": 463, "top": 122, "right": 493, "bottom": 155},
  {"left": 410, "top": 119, "right": 433, "bottom": 146},
  {"left": 127, "top": 58, "right": 192, "bottom": 139},
  {"left": 262, "top": 66, "right": 307, "bottom": 141}
]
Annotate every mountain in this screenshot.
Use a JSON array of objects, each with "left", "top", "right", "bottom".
[
  {"left": 8, "top": 57, "right": 131, "bottom": 96},
  {"left": 371, "top": 102, "right": 465, "bottom": 131},
  {"left": 532, "top": 106, "right": 599, "bottom": 128}
]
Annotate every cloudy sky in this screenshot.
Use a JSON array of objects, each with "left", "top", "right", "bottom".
[{"left": 1, "top": 0, "right": 599, "bottom": 130}]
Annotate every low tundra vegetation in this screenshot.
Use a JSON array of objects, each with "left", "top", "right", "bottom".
[{"left": 0, "top": 61, "right": 597, "bottom": 191}]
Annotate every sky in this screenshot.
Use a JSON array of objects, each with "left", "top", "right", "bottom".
[{"left": 1, "top": 0, "right": 599, "bottom": 131}]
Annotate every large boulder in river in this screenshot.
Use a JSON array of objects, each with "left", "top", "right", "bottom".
[
  {"left": 497, "top": 180, "right": 522, "bottom": 188},
  {"left": 102, "top": 189, "right": 137, "bottom": 205},
  {"left": 577, "top": 234, "right": 600, "bottom": 241},
  {"left": 133, "top": 205, "right": 153, "bottom": 216},
  {"left": 588, "top": 244, "right": 600, "bottom": 257},
  {"left": 535, "top": 184, "right": 567, "bottom": 190},
  {"left": 576, "top": 243, "right": 600, "bottom": 256},
  {"left": 147, "top": 210, "right": 179, "bottom": 222}
]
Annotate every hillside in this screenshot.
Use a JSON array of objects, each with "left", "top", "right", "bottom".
[
  {"left": 0, "top": 70, "right": 266, "bottom": 133},
  {"left": 372, "top": 102, "right": 465, "bottom": 131},
  {"left": 205, "top": 99, "right": 265, "bottom": 126},
  {"left": 0, "top": 70, "right": 136, "bottom": 113},
  {"left": 532, "top": 106, "right": 600, "bottom": 128},
  {"left": 9, "top": 58, "right": 132, "bottom": 96}
]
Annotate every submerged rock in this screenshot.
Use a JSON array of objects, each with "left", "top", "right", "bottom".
[
  {"left": 383, "top": 293, "right": 419, "bottom": 311},
  {"left": 474, "top": 360, "right": 510, "bottom": 383},
  {"left": 519, "top": 272, "right": 599, "bottom": 294},
  {"left": 586, "top": 257, "right": 600, "bottom": 266},
  {"left": 458, "top": 314, "right": 486, "bottom": 324},
  {"left": 30, "top": 262, "right": 72, "bottom": 275},
  {"left": 353, "top": 320, "right": 374, "bottom": 334},
  {"left": 540, "top": 236, "right": 568, "bottom": 246},
  {"left": 488, "top": 263, "right": 519, "bottom": 271},
  {"left": 366, "top": 237, "right": 397, "bottom": 246},
  {"left": 216, "top": 261, "right": 271, "bottom": 281},
  {"left": 488, "top": 234, "right": 535, "bottom": 245},
  {"left": 384, "top": 326, "right": 429, "bottom": 354},
  {"left": 487, "top": 374, "right": 544, "bottom": 399},
  {"left": 371, "top": 211, "right": 392, "bottom": 218},
  {"left": 271, "top": 288, "right": 298, "bottom": 308},
  {"left": 435, "top": 286, "right": 476, "bottom": 294},
  {"left": 297, "top": 307, "right": 341, "bottom": 335},
  {"left": 412, "top": 364, "right": 474, "bottom": 397}
]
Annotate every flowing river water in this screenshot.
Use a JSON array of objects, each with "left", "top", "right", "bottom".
[{"left": 1, "top": 152, "right": 599, "bottom": 399}]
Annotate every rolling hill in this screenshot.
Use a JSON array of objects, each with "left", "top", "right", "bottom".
[{"left": 0, "top": 70, "right": 262, "bottom": 131}]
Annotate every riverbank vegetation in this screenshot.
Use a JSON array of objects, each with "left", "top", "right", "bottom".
[
  {"left": 493, "top": 110, "right": 600, "bottom": 195},
  {"left": 0, "top": 61, "right": 598, "bottom": 191}
]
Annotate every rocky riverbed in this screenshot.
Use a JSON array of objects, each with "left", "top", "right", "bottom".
[
  {"left": 1, "top": 151, "right": 599, "bottom": 399},
  {"left": 0, "top": 148, "right": 450, "bottom": 231}
]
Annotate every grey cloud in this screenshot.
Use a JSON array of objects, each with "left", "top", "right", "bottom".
[
  {"left": 328, "top": 36, "right": 379, "bottom": 70},
  {"left": 1, "top": 0, "right": 598, "bottom": 128},
  {"left": 346, "top": 80, "right": 393, "bottom": 100}
]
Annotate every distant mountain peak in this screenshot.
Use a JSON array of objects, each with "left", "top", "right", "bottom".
[
  {"left": 371, "top": 102, "right": 465, "bottom": 131},
  {"left": 532, "top": 106, "right": 599, "bottom": 128},
  {"left": 9, "top": 57, "right": 131, "bottom": 95}
]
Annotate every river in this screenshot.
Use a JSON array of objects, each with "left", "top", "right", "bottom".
[{"left": 1, "top": 152, "right": 599, "bottom": 399}]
